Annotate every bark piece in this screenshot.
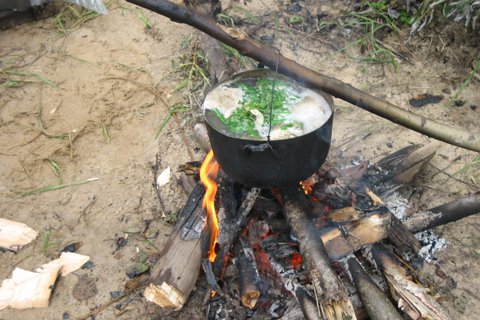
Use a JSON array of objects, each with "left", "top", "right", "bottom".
[
  {"left": 0, "top": 218, "right": 38, "bottom": 252},
  {"left": 0, "top": 252, "right": 89, "bottom": 310}
]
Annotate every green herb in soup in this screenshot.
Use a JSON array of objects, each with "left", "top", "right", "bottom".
[{"left": 212, "top": 79, "right": 303, "bottom": 137}]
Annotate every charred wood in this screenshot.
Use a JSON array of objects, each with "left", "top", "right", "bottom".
[{"left": 347, "top": 258, "right": 403, "bottom": 320}]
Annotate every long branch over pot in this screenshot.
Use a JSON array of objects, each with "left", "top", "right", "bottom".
[{"left": 126, "top": 0, "right": 480, "bottom": 152}]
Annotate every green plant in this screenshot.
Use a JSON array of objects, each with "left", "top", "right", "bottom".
[
  {"left": 54, "top": 4, "right": 100, "bottom": 35},
  {"left": 20, "top": 177, "right": 99, "bottom": 197},
  {"left": 222, "top": 44, "right": 251, "bottom": 68},
  {"left": 155, "top": 103, "right": 192, "bottom": 138},
  {"left": 289, "top": 15, "right": 304, "bottom": 25},
  {"left": 172, "top": 41, "right": 210, "bottom": 92},
  {"left": 46, "top": 159, "right": 63, "bottom": 183},
  {"left": 0, "top": 66, "right": 58, "bottom": 89},
  {"left": 41, "top": 231, "right": 58, "bottom": 257},
  {"left": 102, "top": 123, "right": 111, "bottom": 144},
  {"left": 452, "top": 54, "right": 480, "bottom": 102},
  {"left": 136, "top": 8, "right": 152, "bottom": 29}
]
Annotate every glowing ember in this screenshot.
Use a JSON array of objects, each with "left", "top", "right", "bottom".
[
  {"left": 200, "top": 150, "right": 220, "bottom": 262},
  {"left": 300, "top": 175, "right": 318, "bottom": 195}
]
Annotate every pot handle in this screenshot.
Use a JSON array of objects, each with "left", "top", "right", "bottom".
[{"left": 242, "top": 143, "right": 286, "bottom": 158}]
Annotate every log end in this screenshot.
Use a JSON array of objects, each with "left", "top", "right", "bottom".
[
  {"left": 241, "top": 290, "right": 260, "bottom": 309},
  {"left": 144, "top": 282, "right": 185, "bottom": 311}
]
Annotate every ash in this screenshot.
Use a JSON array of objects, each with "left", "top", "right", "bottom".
[
  {"left": 415, "top": 230, "right": 447, "bottom": 262},
  {"left": 385, "top": 191, "right": 409, "bottom": 220},
  {"left": 385, "top": 192, "right": 447, "bottom": 262}
]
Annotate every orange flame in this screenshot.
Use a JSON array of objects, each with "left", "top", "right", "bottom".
[
  {"left": 300, "top": 175, "right": 318, "bottom": 195},
  {"left": 200, "top": 149, "right": 220, "bottom": 262}
]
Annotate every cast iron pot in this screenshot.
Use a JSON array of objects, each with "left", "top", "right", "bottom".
[{"left": 204, "top": 69, "right": 333, "bottom": 188}]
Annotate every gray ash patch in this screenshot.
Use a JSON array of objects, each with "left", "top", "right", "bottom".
[
  {"left": 385, "top": 192, "right": 447, "bottom": 262},
  {"left": 415, "top": 230, "right": 447, "bottom": 262}
]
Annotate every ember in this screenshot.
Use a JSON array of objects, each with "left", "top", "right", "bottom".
[{"left": 199, "top": 149, "right": 220, "bottom": 262}]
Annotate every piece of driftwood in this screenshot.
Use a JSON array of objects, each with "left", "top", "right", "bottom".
[
  {"left": 144, "top": 184, "right": 210, "bottom": 310},
  {"left": 282, "top": 189, "right": 357, "bottom": 320},
  {"left": 125, "top": 0, "right": 480, "bottom": 152},
  {"left": 235, "top": 237, "right": 261, "bottom": 309},
  {"left": 372, "top": 244, "right": 449, "bottom": 320},
  {"left": 347, "top": 258, "right": 403, "bottom": 320}
]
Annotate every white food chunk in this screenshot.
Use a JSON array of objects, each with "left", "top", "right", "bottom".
[{"left": 203, "top": 86, "right": 243, "bottom": 118}]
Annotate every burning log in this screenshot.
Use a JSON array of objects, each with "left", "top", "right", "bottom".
[
  {"left": 372, "top": 244, "right": 449, "bottom": 320},
  {"left": 213, "top": 186, "right": 260, "bottom": 277},
  {"left": 235, "top": 237, "right": 261, "bottom": 309},
  {"left": 347, "top": 258, "right": 403, "bottom": 320},
  {"left": 282, "top": 189, "right": 357, "bottom": 320},
  {"left": 144, "top": 184, "right": 210, "bottom": 310}
]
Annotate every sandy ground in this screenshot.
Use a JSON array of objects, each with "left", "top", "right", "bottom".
[{"left": 0, "top": 1, "right": 479, "bottom": 319}]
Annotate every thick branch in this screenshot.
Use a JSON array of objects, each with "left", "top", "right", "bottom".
[{"left": 126, "top": 0, "right": 480, "bottom": 152}]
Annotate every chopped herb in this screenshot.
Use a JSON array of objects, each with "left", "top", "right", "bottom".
[{"left": 213, "top": 78, "right": 302, "bottom": 138}]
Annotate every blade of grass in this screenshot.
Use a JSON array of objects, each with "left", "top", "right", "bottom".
[
  {"left": 154, "top": 104, "right": 191, "bottom": 138},
  {"left": 21, "top": 177, "right": 99, "bottom": 197},
  {"left": 102, "top": 123, "right": 111, "bottom": 144}
]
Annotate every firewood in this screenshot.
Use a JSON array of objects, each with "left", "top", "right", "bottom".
[
  {"left": 403, "top": 192, "right": 480, "bottom": 233},
  {"left": 235, "top": 237, "right": 261, "bottom": 309},
  {"left": 347, "top": 258, "right": 403, "bottom": 320},
  {"left": 319, "top": 192, "right": 480, "bottom": 260},
  {"left": 372, "top": 244, "right": 449, "bottom": 320},
  {"left": 144, "top": 184, "right": 210, "bottom": 310},
  {"left": 282, "top": 189, "right": 357, "bottom": 320}
]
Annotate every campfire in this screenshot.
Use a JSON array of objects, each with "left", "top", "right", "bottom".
[{"left": 142, "top": 126, "right": 479, "bottom": 320}]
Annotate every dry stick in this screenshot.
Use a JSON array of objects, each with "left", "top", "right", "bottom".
[
  {"left": 347, "top": 258, "right": 403, "bottom": 320},
  {"left": 282, "top": 189, "right": 357, "bottom": 320},
  {"left": 125, "top": 0, "right": 480, "bottom": 152}
]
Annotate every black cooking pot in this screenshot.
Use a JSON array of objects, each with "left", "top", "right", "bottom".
[{"left": 204, "top": 69, "right": 333, "bottom": 188}]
